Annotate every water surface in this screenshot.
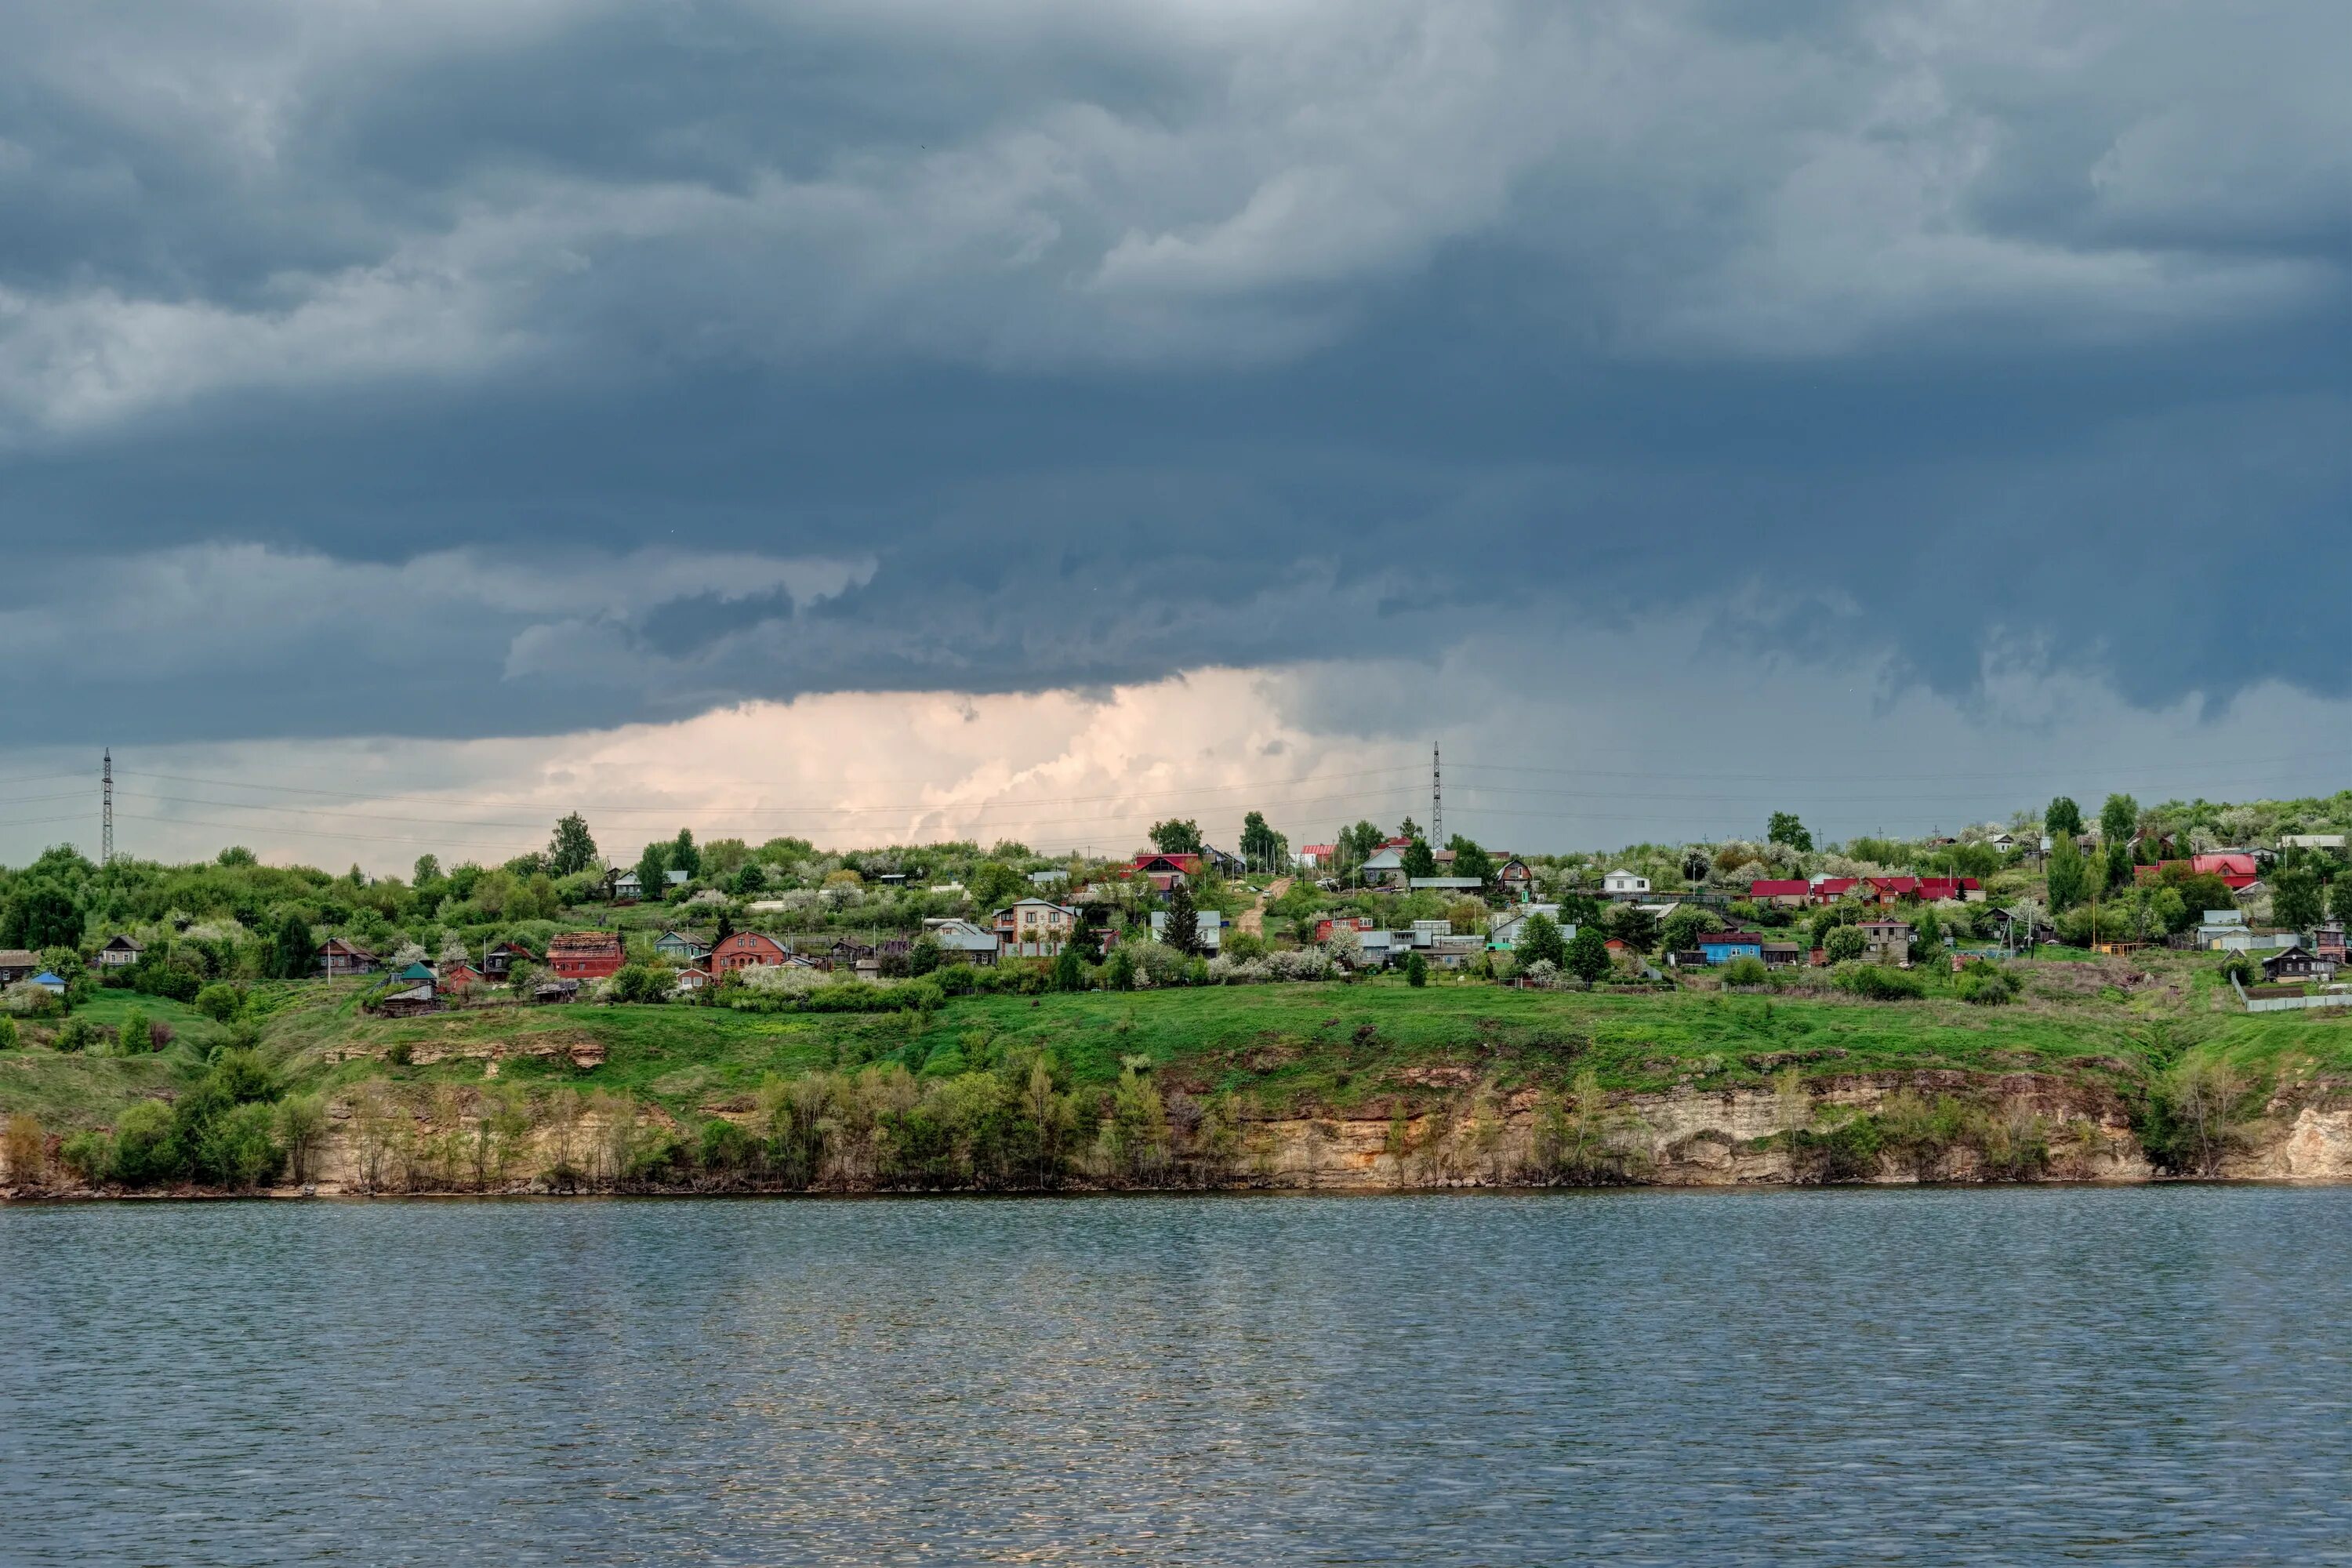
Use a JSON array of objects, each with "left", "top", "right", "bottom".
[{"left": 4, "top": 1189, "right": 2347, "bottom": 1565}]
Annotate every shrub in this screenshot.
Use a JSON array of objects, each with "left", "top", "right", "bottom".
[
  {"left": 112, "top": 1099, "right": 180, "bottom": 1185},
  {"left": 148, "top": 1019, "right": 176, "bottom": 1050},
  {"left": 59, "top": 1130, "right": 114, "bottom": 1185},
  {"left": 118, "top": 1008, "right": 152, "bottom": 1055},
  {"left": 1404, "top": 951, "right": 1428, "bottom": 987},
  {"left": 194, "top": 983, "right": 246, "bottom": 1023},
  {"left": 609, "top": 964, "right": 670, "bottom": 1004},
  {"left": 1719, "top": 956, "right": 1769, "bottom": 988},
  {"left": 1834, "top": 964, "right": 1925, "bottom": 1001},
  {"left": 1822, "top": 925, "right": 1867, "bottom": 964},
  {"left": 54, "top": 1018, "right": 107, "bottom": 1054},
  {"left": 0, "top": 1016, "right": 16, "bottom": 1050},
  {"left": 1955, "top": 963, "right": 2018, "bottom": 1006}
]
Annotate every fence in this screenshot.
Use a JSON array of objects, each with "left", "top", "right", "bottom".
[{"left": 2232, "top": 974, "right": 2352, "bottom": 1014}]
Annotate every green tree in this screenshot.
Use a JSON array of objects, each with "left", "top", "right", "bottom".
[
  {"left": 730, "top": 861, "right": 766, "bottom": 898},
  {"left": 412, "top": 854, "right": 441, "bottom": 886},
  {"left": 1106, "top": 943, "right": 1137, "bottom": 991},
  {"left": 1517, "top": 913, "right": 1570, "bottom": 969},
  {"left": 2100, "top": 793, "right": 2140, "bottom": 846},
  {"left": 2045, "top": 833, "right": 2089, "bottom": 911},
  {"left": 1767, "top": 811, "right": 1813, "bottom": 853},
  {"left": 1240, "top": 811, "right": 1288, "bottom": 873},
  {"left": 1162, "top": 881, "right": 1200, "bottom": 956},
  {"left": 1607, "top": 904, "right": 1659, "bottom": 954},
  {"left": 2045, "top": 797, "right": 2083, "bottom": 839},
  {"left": 1051, "top": 945, "right": 1085, "bottom": 992},
  {"left": 1557, "top": 889, "right": 1602, "bottom": 928},
  {"left": 1823, "top": 925, "right": 1867, "bottom": 964},
  {"left": 2271, "top": 868, "right": 2325, "bottom": 931},
  {"left": 267, "top": 912, "right": 315, "bottom": 980},
  {"left": 1404, "top": 950, "right": 1428, "bottom": 987},
  {"left": 2332, "top": 879, "right": 2352, "bottom": 927},
  {"left": 1400, "top": 838, "right": 1437, "bottom": 879},
  {"left": 670, "top": 829, "right": 701, "bottom": 880},
  {"left": 277, "top": 1094, "right": 329, "bottom": 1185},
  {"left": 1564, "top": 927, "right": 1610, "bottom": 983},
  {"left": 1446, "top": 836, "right": 1494, "bottom": 887},
  {"left": 118, "top": 1008, "right": 152, "bottom": 1055},
  {"left": 2, "top": 884, "right": 81, "bottom": 950},
  {"left": 112, "top": 1099, "right": 180, "bottom": 1185},
  {"left": 548, "top": 813, "right": 599, "bottom": 877},
  {"left": 1660, "top": 906, "right": 1723, "bottom": 955},
  {"left": 633, "top": 842, "right": 670, "bottom": 900},
  {"left": 2104, "top": 840, "right": 2133, "bottom": 892},
  {"left": 1149, "top": 818, "right": 1203, "bottom": 855}
]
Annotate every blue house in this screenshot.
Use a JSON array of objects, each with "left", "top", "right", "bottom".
[
  {"left": 30, "top": 971, "right": 67, "bottom": 995},
  {"left": 1698, "top": 932, "right": 1765, "bottom": 965}
]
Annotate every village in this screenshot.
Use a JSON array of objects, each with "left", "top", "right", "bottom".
[{"left": 9, "top": 791, "right": 2338, "bottom": 1026}]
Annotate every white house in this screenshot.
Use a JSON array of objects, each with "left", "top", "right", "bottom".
[
  {"left": 1487, "top": 906, "right": 1564, "bottom": 950},
  {"left": 1359, "top": 847, "right": 1406, "bottom": 886},
  {"left": 1149, "top": 908, "right": 1225, "bottom": 954},
  {"left": 1602, "top": 869, "right": 1650, "bottom": 898}
]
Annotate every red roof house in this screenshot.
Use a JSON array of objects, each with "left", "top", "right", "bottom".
[
  {"left": 1750, "top": 879, "right": 1812, "bottom": 905},
  {"left": 710, "top": 931, "right": 791, "bottom": 974},
  {"left": 1133, "top": 852, "right": 1203, "bottom": 891},
  {"left": 1812, "top": 877, "right": 1860, "bottom": 902}
]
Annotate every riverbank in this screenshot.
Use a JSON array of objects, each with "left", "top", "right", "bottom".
[{"left": 5, "top": 950, "right": 2350, "bottom": 1197}]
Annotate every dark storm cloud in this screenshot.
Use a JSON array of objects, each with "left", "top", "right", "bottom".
[{"left": 0, "top": 0, "right": 2343, "bottom": 745}]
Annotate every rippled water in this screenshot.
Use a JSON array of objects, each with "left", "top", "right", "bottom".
[{"left": 4, "top": 1189, "right": 2349, "bottom": 1565}]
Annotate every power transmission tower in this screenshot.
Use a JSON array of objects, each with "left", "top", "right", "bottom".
[
  {"left": 101, "top": 748, "right": 114, "bottom": 865},
  {"left": 1432, "top": 742, "right": 1443, "bottom": 848}
]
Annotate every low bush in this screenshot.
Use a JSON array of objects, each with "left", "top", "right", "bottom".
[
  {"left": 1719, "top": 956, "right": 1769, "bottom": 988},
  {"left": 1833, "top": 964, "right": 1925, "bottom": 1001},
  {"left": 1955, "top": 963, "right": 2018, "bottom": 1006}
]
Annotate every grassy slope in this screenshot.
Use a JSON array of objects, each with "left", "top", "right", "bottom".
[{"left": 7, "top": 960, "right": 2347, "bottom": 1134}]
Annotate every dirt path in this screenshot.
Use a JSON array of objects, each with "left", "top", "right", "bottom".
[{"left": 1236, "top": 877, "right": 1291, "bottom": 937}]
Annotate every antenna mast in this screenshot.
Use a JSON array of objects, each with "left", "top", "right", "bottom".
[
  {"left": 1432, "top": 742, "right": 1443, "bottom": 849},
  {"left": 102, "top": 748, "right": 114, "bottom": 865}
]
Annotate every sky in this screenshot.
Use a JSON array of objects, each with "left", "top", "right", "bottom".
[{"left": 1, "top": 0, "right": 2346, "bottom": 870}]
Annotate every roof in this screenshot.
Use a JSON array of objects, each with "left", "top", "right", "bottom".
[
  {"left": 1750, "top": 880, "right": 1810, "bottom": 898},
  {"left": 1700, "top": 931, "right": 1765, "bottom": 946},
  {"left": 0, "top": 949, "right": 38, "bottom": 968},
  {"left": 99, "top": 934, "right": 143, "bottom": 950},
  {"left": 1408, "top": 877, "right": 1485, "bottom": 889},
  {"left": 1300, "top": 844, "right": 1336, "bottom": 857},
  {"left": 31, "top": 971, "right": 64, "bottom": 986},
  {"left": 394, "top": 962, "right": 435, "bottom": 982},
  {"left": 1132, "top": 852, "right": 1202, "bottom": 873},
  {"left": 318, "top": 936, "right": 376, "bottom": 956},
  {"left": 548, "top": 931, "right": 624, "bottom": 955}
]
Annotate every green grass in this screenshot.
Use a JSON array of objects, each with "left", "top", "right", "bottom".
[{"left": 7, "top": 955, "right": 2347, "bottom": 1134}]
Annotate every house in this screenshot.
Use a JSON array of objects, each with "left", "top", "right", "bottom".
[
  {"left": 1494, "top": 858, "right": 1536, "bottom": 902},
  {"left": 1408, "top": 876, "right": 1485, "bottom": 894},
  {"left": 1359, "top": 847, "right": 1406, "bottom": 887},
  {"left": 1602, "top": 869, "right": 1650, "bottom": 899},
  {"left": 440, "top": 963, "right": 485, "bottom": 994},
  {"left": 372, "top": 979, "right": 438, "bottom": 1018},
  {"left": 1349, "top": 928, "right": 1399, "bottom": 967},
  {"left": 2281, "top": 834, "right": 2347, "bottom": 853},
  {"left": 2315, "top": 924, "right": 2347, "bottom": 964},
  {"left": 652, "top": 930, "right": 712, "bottom": 964},
  {"left": 2261, "top": 946, "right": 2337, "bottom": 984},
  {"left": 1028, "top": 869, "right": 1071, "bottom": 888},
  {"left": 1913, "top": 877, "right": 1985, "bottom": 903},
  {"left": 1697, "top": 931, "right": 1766, "bottom": 965},
  {"left": 1425, "top": 934, "right": 1484, "bottom": 969},
  {"left": 0, "top": 950, "right": 39, "bottom": 985},
  {"left": 1315, "top": 914, "right": 1379, "bottom": 945},
  {"left": 30, "top": 971, "right": 67, "bottom": 996},
  {"left": 1812, "top": 877, "right": 1860, "bottom": 903},
  {"left": 710, "top": 931, "right": 791, "bottom": 975},
  {"left": 546, "top": 931, "right": 626, "bottom": 980},
  {"left": 1750, "top": 879, "right": 1812, "bottom": 907},
  {"left": 483, "top": 941, "right": 536, "bottom": 979},
  {"left": 1202, "top": 846, "right": 1247, "bottom": 878},
  {"left": 1857, "top": 918, "right": 1914, "bottom": 966},
  {"left": 317, "top": 937, "right": 379, "bottom": 978},
  {"left": 1761, "top": 940, "right": 1805, "bottom": 969},
  {"left": 611, "top": 870, "right": 643, "bottom": 900},
  {"left": 673, "top": 967, "right": 713, "bottom": 995},
  {"left": 1487, "top": 906, "right": 1565, "bottom": 950},
  {"left": 1987, "top": 833, "right": 2018, "bottom": 854},
  {"left": 1148, "top": 908, "right": 1225, "bottom": 954},
  {"left": 996, "top": 898, "right": 1080, "bottom": 958},
  {"left": 2193, "top": 854, "right": 2261, "bottom": 891},
  {"left": 94, "top": 935, "right": 143, "bottom": 968},
  {"left": 924, "top": 917, "right": 1002, "bottom": 965},
  {"left": 666, "top": 869, "right": 691, "bottom": 888},
  {"left": 1298, "top": 844, "right": 1336, "bottom": 870},
  {"left": 1132, "top": 852, "right": 1201, "bottom": 892},
  {"left": 1407, "top": 919, "right": 1453, "bottom": 946},
  {"left": 532, "top": 978, "right": 581, "bottom": 1005}
]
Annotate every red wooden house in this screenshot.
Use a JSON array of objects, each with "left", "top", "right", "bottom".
[
  {"left": 710, "top": 931, "right": 791, "bottom": 975},
  {"left": 546, "top": 931, "right": 625, "bottom": 980},
  {"left": 1132, "top": 852, "right": 1203, "bottom": 891}
]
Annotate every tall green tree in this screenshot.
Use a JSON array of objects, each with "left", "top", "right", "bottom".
[
  {"left": 1240, "top": 811, "right": 1288, "bottom": 873},
  {"left": 268, "top": 913, "right": 315, "bottom": 980},
  {"left": 2045, "top": 797, "right": 2084, "bottom": 839},
  {"left": 2, "top": 884, "right": 80, "bottom": 950},
  {"left": 670, "top": 828, "right": 701, "bottom": 880},
  {"left": 548, "top": 813, "right": 599, "bottom": 877},
  {"left": 2100, "top": 793, "right": 2140, "bottom": 846},
  {"left": 633, "top": 842, "right": 670, "bottom": 899},
  {"left": 1447, "top": 836, "right": 1494, "bottom": 887},
  {"left": 2045, "top": 833, "right": 2089, "bottom": 911},
  {"left": 1608, "top": 905, "right": 1659, "bottom": 954},
  {"left": 1564, "top": 927, "right": 1611, "bottom": 983},
  {"left": 1400, "top": 838, "right": 1438, "bottom": 879},
  {"left": 1149, "top": 818, "right": 1203, "bottom": 855},
  {"left": 412, "top": 855, "right": 441, "bottom": 886},
  {"left": 1767, "top": 811, "right": 1813, "bottom": 853},
  {"left": 2104, "top": 840, "right": 2134, "bottom": 892},
  {"left": 2271, "top": 868, "right": 2325, "bottom": 931},
  {"left": 1517, "top": 913, "right": 1569, "bottom": 969},
  {"left": 1162, "top": 881, "right": 1200, "bottom": 956}
]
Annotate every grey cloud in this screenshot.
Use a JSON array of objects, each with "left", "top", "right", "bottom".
[{"left": 0, "top": 0, "right": 2343, "bottom": 744}]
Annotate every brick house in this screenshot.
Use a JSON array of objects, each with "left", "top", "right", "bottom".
[
  {"left": 546, "top": 931, "right": 625, "bottom": 981},
  {"left": 996, "top": 898, "right": 1080, "bottom": 957},
  {"left": 710, "top": 931, "right": 792, "bottom": 975},
  {"left": 1857, "top": 919, "right": 1914, "bottom": 966}
]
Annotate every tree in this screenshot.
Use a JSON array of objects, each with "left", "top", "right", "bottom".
[
  {"left": 2272, "top": 868, "right": 2325, "bottom": 931},
  {"left": 633, "top": 842, "right": 670, "bottom": 900},
  {"left": 2044, "top": 797, "right": 2082, "bottom": 839},
  {"left": 1338, "top": 821, "right": 1385, "bottom": 872},
  {"left": 1404, "top": 950, "right": 1428, "bottom": 987},
  {"left": 1162, "top": 881, "right": 1200, "bottom": 956},
  {"left": 412, "top": 855, "right": 441, "bottom": 886},
  {"left": 1607, "top": 904, "right": 1659, "bottom": 954},
  {"left": 118, "top": 1008, "right": 152, "bottom": 1055},
  {"left": 1397, "top": 817, "right": 1421, "bottom": 842},
  {"left": 1051, "top": 945, "right": 1085, "bottom": 992},
  {"left": 1106, "top": 943, "right": 1137, "bottom": 991},
  {"left": 1447, "top": 836, "right": 1494, "bottom": 887},
  {"left": 2045, "top": 833, "right": 2089, "bottom": 912},
  {"left": 1823, "top": 924, "right": 1867, "bottom": 964},
  {"left": 1660, "top": 906, "right": 1723, "bottom": 956},
  {"left": 1149, "top": 818, "right": 1203, "bottom": 855},
  {"left": 548, "top": 813, "right": 599, "bottom": 877},
  {"left": 731, "top": 862, "right": 766, "bottom": 897},
  {"left": 2, "top": 884, "right": 81, "bottom": 951},
  {"left": 1557, "top": 889, "right": 1602, "bottom": 929},
  {"left": 2103, "top": 840, "right": 2133, "bottom": 892},
  {"left": 1517, "top": 913, "right": 1569, "bottom": 970},
  {"left": 1240, "top": 811, "right": 1289, "bottom": 873},
  {"left": 267, "top": 913, "right": 314, "bottom": 980},
  {"left": 1767, "top": 812, "right": 1813, "bottom": 854},
  {"left": 2333, "top": 878, "right": 2352, "bottom": 927},
  {"left": 2100, "top": 793, "right": 2140, "bottom": 846},
  {"left": 1400, "top": 838, "right": 1437, "bottom": 879},
  {"left": 1564, "top": 927, "right": 1610, "bottom": 984},
  {"left": 670, "top": 829, "right": 701, "bottom": 880}
]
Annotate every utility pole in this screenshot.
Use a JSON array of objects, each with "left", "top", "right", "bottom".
[
  {"left": 101, "top": 748, "right": 114, "bottom": 866},
  {"left": 1432, "top": 742, "right": 1443, "bottom": 849}
]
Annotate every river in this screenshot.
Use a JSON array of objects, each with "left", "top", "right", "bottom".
[{"left": 4, "top": 1189, "right": 2348, "bottom": 1565}]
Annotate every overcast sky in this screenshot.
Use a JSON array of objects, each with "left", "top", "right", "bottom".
[{"left": 2, "top": 0, "right": 2346, "bottom": 869}]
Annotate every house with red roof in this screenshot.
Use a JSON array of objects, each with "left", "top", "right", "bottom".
[
  {"left": 1298, "top": 844, "right": 1338, "bottom": 870},
  {"left": 1750, "top": 879, "right": 1812, "bottom": 907},
  {"left": 1132, "top": 852, "right": 1202, "bottom": 891},
  {"left": 710, "top": 931, "right": 792, "bottom": 975},
  {"left": 546, "top": 931, "right": 625, "bottom": 980}
]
